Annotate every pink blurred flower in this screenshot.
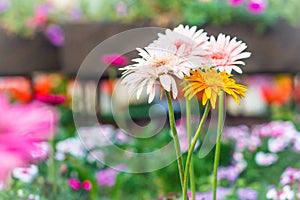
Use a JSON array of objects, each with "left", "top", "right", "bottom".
[
  {"left": 34, "top": 4, "right": 50, "bottom": 26},
  {"left": 228, "top": 0, "right": 244, "bottom": 7},
  {"left": 0, "top": 95, "right": 58, "bottom": 182},
  {"left": 267, "top": 185, "right": 294, "bottom": 200},
  {"left": 280, "top": 167, "right": 300, "bottom": 185},
  {"left": 247, "top": 0, "right": 267, "bottom": 14},
  {"left": 102, "top": 54, "right": 128, "bottom": 67},
  {"left": 207, "top": 33, "right": 251, "bottom": 74},
  {"left": 96, "top": 167, "right": 120, "bottom": 187},
  {"left": 68, "top": 178, "right": 81, "bottom": 190}
]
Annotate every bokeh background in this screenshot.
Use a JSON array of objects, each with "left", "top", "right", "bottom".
[{"left": 0, "top": 0, "right": 300, "bottom": 199}]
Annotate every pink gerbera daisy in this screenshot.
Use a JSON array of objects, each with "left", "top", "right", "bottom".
[
  {"left": 150, "top": 24, "right": 209, "bottom": 67},
  {"left": 207, "top": 33, "right": 251, "bottom": 74}
]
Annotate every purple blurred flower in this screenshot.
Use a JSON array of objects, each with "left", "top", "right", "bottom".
[
  {"left": 195, "top": 187, "right": 232, "bottom": 200},
  {"left": 69, "top": 9, "right": 82, "bottom": 21},
  {"left": 45, "top": 24, "right": 64, "bottom": 46},
  {"left": 0, "top": 0, "right": 10, "bottom": 12},
  {"left": 237, "top": 188, "right": 258, "bottom": 200},
  {"left": 247, "top": 0, "right": 267, "bottom": 14},
  {"left": 228, "top": 0, "right": 244, "bottom": 7},
  {"left": 115, "top": 129, "right": 129, "bottom": 144},
  {"left": 115, "top": 2, "right": 127, "bottom": 17},
  {"left": 96, "top": 167, "right": 120, "bottom": 187},
  {"left": 217, "top": 166, "right": 240, "bottom": 182},
  {"left": 172, "top": 118, "right": 199, "bottom": 153},
  {"left": 102, "top": 54, "right": 128, "bottom": 67}
]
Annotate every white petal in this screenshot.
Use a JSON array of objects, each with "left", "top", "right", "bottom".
[
  {"left": 148, "top": 85, "right": 156, "bottom": 103},
  {"left": 159, "top": 74, "right": 171, "bottom": 92}
]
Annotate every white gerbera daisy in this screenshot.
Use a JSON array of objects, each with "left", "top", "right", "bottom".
[
  {"left": 120, "top": 45, "right": 192, "bottom": 103},
  {"left": 207, "top": 33, "right": 251, "bottom": 74}
]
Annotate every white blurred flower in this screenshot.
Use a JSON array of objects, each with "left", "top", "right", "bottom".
[
  {"left": 47, "top": 0, "right": 79, "bottom": 10},
  {"left": 292, "top": 134, "right": 300, "bottom": 153},
  {"left": 280, "top": 185, "right": 294, "bottom": 200},
  {"left": 28, "top": 194, "right": 40, "bottom": 200},
  {"left": 0, "top": 182, "right": 4, "bottom": 191},
  {"left": 266, "top": 187, "right": 278, "bottom": 200},
  {"left": 55, "top": 137, "right": 86, "bottom": 160},
  {"left": 77, "top": 125, "right": 114, "bottom": 149},
  {"left": 18, "top": 189, "right": 25, "bottom": 197},
  {"left": 31, "top": 142, "right": 50, "bottom": 160},
  {"left": 268, "top": 138, "right": 288, "bottom": 153},
  {"left": 13, "top": 165, "right": 38, "bottom": 183},
  {"left": 255, "top": 152, "right": 278, "bottom": 166}
]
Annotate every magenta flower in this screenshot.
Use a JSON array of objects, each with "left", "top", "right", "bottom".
[
  {"left": 228, "top": 0, "right": 244, "bottom": 7},
  {"left": 96, "top": 167, "right": 120, "bottom": 187},
  {"left": 45, "top": 24, "right": 64, "bottom": 46},
  {"left": 68, "top": 178, "right": 81, "bottom": 190},
  {"left": 35, "top": 94, "right": 66, "bottom": 105},
  {"left": 0, "top": 95, "right": 58, "bottom": 182},
  {"left": 247, "top": 0, "right": 267, "bottom": 14},
  {"left": 68, "top": 179, "right": 92, "bottom": 191},
  {"left": 82, "top": 180, "right": 92, "bottom": 191},
  {"left": 102, "top": 54, "right": 128, "bottom": 67}
]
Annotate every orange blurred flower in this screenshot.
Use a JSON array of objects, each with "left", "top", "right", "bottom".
[
  {"left": 261, "top": 75, "right": 293, "bottom": 106},
  {"left": 0, "top": 77, "right": 32, "bottom": 103}
]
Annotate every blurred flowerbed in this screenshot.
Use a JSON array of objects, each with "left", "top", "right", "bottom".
[
  {"left": 1, "top": 0, "right": 300, "bottom": 46},
  {"left": 0, "top": 70, "right": 299, "bottom": 199}
]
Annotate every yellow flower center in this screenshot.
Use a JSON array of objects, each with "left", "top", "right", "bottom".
[{"left": 202, "top": 69, "right": 224, "bottom": 89}]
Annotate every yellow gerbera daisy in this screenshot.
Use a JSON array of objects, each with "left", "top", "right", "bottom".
[{"left": 183, "top": 68, "right": 247, "bottom": 109}]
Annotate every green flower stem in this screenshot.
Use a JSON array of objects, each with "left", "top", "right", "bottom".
[
  {"left": 186, "top": 96, "right": 195, "bottom": 200},
  {"left": 47, "top": 138, "right": 57, "bottom": 193},
  {"left": 165, "top": 91, "right": 185, "bottom": 188},
  {"left": 213, "top": 91, "right": 225, "bottom": 200},
  {"left": 107, "top": 67, "right": 118, "bottom": 80},
  {"left": 183, "top": 103, "right": 210, "bottom": 200}
]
